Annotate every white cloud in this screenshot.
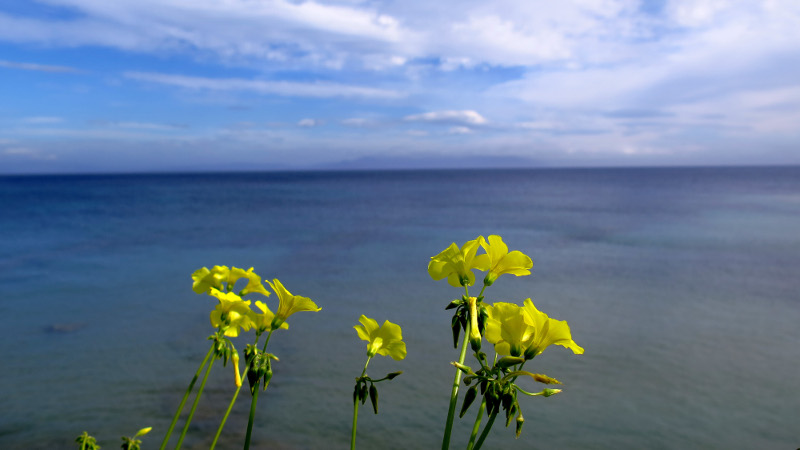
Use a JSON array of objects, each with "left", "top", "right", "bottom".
[
  {"left": 341, "top": 118, "right": 379, "bottom": 127},
  {"left": 404, "top": 110, "right": 487, "bottom": 125},
  {"left": 448, "top": 126, "right": 472, "bottom": 135},
  {"left": 297, "top": 118, "right": 318, "bottom": 127},
  {"left": 0, "top": 60, "right": 80, "bottom": 73},
  {"left": 22, "top": 117, "right": 65, "bottom": 124},
  {"left": 666, "top": 0, "right": 731, "bottom": 27},
  {"left": 2, "top": 147, "right": 57, "bottom": 160},
  {"left": 125, "top": 71, "right": 404, "bottom": 99},
  {"left": 0, "top": 1, "right": 416, "bottom": 69},
  {"left": 109, "top": 121, "right": 187, "bottom": 130}
]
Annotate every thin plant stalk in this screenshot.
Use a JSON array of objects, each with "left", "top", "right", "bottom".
[
  {"left": 466, "top": 397, "right": 487, "bottom": 450},
  {"left": 243, "top": 329, "right": 275, "bottom": 450},
  {"left": 472, "top": 410, "right": 498, "bottom": 450},
  {"left": 174, "top": 353, "right": 217, "bottom": 450},
  {"left": 159, "top": 345, "right": 215, "bottom": 450},
  {"left": 209, "top": 365, "right": 247, "bottom": 450},
  {"left": 442, "top": 326, "right": 471, "bottom": 449},
  {"left": 210, "top": 332, "right": 263, "bottom": 450},
  {"left": 350, "top": 355, "right": 372, "bottom": 450},
  {"left": 442, "top": 283, "right": 482, "bottom": 450}
]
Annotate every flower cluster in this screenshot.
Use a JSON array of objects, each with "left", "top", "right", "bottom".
[
  {"left": 428, "top": 235, "right": 533, "bottom": 287},
  {"left": 485, "top": 299, "right": 583, "bottom": 360},
  {"left": 191, "top": 265, "right": 321, "bottom": 337},
  {"left": 430, "top": 235, "right": 582, "bottom": 445}
]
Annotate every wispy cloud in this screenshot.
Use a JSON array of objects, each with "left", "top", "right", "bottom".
[
  {"left": 125, "top": 71, "right": 404, "bottom": 99},
  {"left": 108, "top": 121, "right": 188, "bottom": 131},
  {"left": 22, "top": 116, "right": 65, "bottom": 124},
  {"left": 404, "top": 110, "right": 487, "bottom": 125},
  {"left": 2, "top": 146, "right": 57, "bottom": 160},
  {"left": 0, "top": 60, "right": 80, "bottom": 73},
  {"left": 297, "top": 118, "right": 319, "bottom": 127}
]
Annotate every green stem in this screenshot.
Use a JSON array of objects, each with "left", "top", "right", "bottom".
[
  {"left": 174, "top": 352, "right": 217, "bottom": 450},
  {"left": 243, "top": 330, "right": 274, "bottom": 450},
  {"left": 472, "top": 410, "right": 498, "bottom": 450},
  {"left": 442, "top": 308, "right": 471, "bottom": 449},
  {"left": 351, "top": 355, "right": 372, "bottom": 450},
  {"left": 159, "top": 345, "right": 215, "bottom": 450},
  {"left": 209, "top": 365, "right": 246, "bottom": 450},
  {"left": 243, "top": 381, "right": 260, "bottom": 450},
  {"left": 350, "top": 395, "right": 361, "bottom": 450},
  {"left": 210, "top": 332, "right": 261, "bottom": 450},
  {"left": 465, "top": 397, "right": 487, "bottom": 450}
]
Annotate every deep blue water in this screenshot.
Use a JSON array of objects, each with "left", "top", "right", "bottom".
[{"left": 1, "top": 167, "right": 799, "bottom": 449}]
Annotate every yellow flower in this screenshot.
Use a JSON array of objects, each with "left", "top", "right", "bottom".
[
  {"left": 266, "top": 279, "right": 321, "bottom": 330},
  {"left": 484, "top": 302, "right": 532, "bottom": 357},
  {"left": 228, "top": 267, "right": 271, "bottom": 297},
  {"left": 485, "top": 299, "right": 583, "bottom": 359},
  {"left": 480, "top": 235, "right": 533, "bottom": 285},
  {"left": 208, "top": 290, "right": 255, "bottom": 337},
  {"left": 192, "top": 266, "right": 271, "bottom": 297},
  {"left": 250, "top": 300, "right": 289, "bottom": 334},
  {"left": 354, "top": 315, "right": 407, "bottom": 360},
  {"left": 428, "top": 237, "right": 491, "bottom": 287},
  {"left": 192, "top": 265, "right": 229, "bottom": 294},
  {"left": 520, "top": 299, "right": 583, "bottom": 359}
]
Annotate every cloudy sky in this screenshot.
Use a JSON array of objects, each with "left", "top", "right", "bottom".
[{"left": 1, "top": 0, "right": 799, "bottom": 173}]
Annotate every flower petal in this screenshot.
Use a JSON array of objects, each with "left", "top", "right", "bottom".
[
  {"left": 381, "top": 340, "right": 407, "bottom": 361},
  {"left": 268, "top": 278, "right": 321, "bottom": 322},
  {"left": 355, "top": 315, "right": 379, "bottom": 342},
  {"left": 495, "top": 251, "right": 533, "bottom": 276}
]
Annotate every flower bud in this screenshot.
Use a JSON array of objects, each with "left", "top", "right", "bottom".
[
  {"left": 542, "top": 388, "right": 561, "bottom": 397},
  {"left": 496, "top": 356, "right": 525, "bottom": 369},
  {"left": 459, "top": 385, "right": 478, "bottom": 418},
  {"left": 451, "top": 362, "right": 475, "bottom": 375},
  {"left": 369, "top": 384, "right": 379, "bottom": 414},
  {"left": 515, "top": 414, "right": 524, "bottom": 438},
  {"left": 467, "top": 297, "right": 482, "bottom": 351},
  {"left": 445, "top": 299, "right": 462, "bottom": 310},
  {"left": 134, "top": 427, "right": 152, "bottom": 438},
  {"left": 232, "top": 352, "right": 241, "bottom": 388}
]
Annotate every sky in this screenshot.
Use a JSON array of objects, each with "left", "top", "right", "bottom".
[{"left": 1, "top": 0, "right": 800, "bottom": 173}]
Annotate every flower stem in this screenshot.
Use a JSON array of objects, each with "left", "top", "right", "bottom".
[
  {"left": 442, "top": 318, "right": 471, "bottom": 450},
  {"left": 472, "top": 410, "right": 498, "bottom": 450},
  {"left": 350, "top": 395, "right": 361, "bottom": 450},
  {"left": 209, "top": 365, "right": 246, "bottom": 450},
  {"left": 159, "top": 344, "right": 214, "bottom": 450},
  {"left": 174, "top": 352, "right": 217, "bottom": 450},
  {"left": 350, "top": 356, "right": 372, "bottom": 450},
  {"left": 210, "top": 332, "right": 262, "bottom": 450},
  {"left": 243, "top": 330, "right": 274, "bottom": 450},
  {"left": 243, "top": 381, "right": 260, "bottom": 450},
  {"left": 465, "top": 397, "right": 487, "bottom": 450}
]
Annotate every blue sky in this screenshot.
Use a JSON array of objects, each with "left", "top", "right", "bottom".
[{"left": 1, "top": 0, "right": 799, "bottom": 173}]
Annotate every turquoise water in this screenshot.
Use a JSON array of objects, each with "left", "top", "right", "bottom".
[{"left": 1, "top": 167, "right": 799, "bottom": 449}]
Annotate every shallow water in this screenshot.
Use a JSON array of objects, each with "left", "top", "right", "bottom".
[{"left": 1, "top": 167, "right": 799, "bottom": 449}]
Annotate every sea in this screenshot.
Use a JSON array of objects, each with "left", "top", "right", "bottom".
[{"left": 0, "top": 166, "right": 798, "bottom": 449}]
